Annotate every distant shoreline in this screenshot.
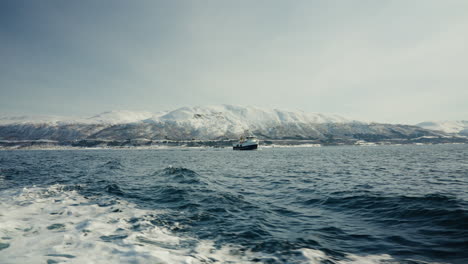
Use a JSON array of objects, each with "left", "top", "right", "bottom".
[{"left": 0, "top": 138, "right": 466, "bottom": 150}]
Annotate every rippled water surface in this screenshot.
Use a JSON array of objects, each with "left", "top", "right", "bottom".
[{"left": 0, "top": 144, "right": 467, "bottom": 263}]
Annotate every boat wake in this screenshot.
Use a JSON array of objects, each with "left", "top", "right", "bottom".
[{"left": 0, "top": 184, "right": 407, "bottom": 264}]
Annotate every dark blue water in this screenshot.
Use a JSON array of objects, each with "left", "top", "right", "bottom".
[{"left": 0, "top": 144, "right": 467, "bottom": 263}]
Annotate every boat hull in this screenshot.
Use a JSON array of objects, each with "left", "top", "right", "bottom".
[{"left": 233, "top": 144, "right": 258, "bottom": 150}]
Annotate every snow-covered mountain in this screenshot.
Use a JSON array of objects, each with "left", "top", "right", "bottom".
[
  {"left": 144, "top": 105, "right": 351, "bottom": 138},
  {"left": 416, "top": 121, "right": 468, "bottom": 136},
  {"left": 0, "top": 105, "right": 460, "bottom": 143}
]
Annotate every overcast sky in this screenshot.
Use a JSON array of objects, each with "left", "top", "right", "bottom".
[{"left": 1, "top": 0, "right": 467, "bottom": 123}]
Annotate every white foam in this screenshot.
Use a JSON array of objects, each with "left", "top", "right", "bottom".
[
  {"left": 300, "top": 248, "right": 409, "bottom": 264},
  {"left": 0, "top": 185, "right": 273, "bottom": 263},
  {"left": 261, "top": 144, "right": 322, "bottom": 148}
]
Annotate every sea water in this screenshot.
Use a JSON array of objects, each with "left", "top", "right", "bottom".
[{"left": 0, "top": 144, "right": 467, "bottom": 263}]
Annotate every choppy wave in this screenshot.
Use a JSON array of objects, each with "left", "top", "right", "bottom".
[{"left": 0, "top": 184, "right": 417, "bottom": 264}]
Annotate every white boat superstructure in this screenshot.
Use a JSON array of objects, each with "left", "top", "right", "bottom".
[{"left": 233, "top": 134, "right": 258, "bottom": 150}]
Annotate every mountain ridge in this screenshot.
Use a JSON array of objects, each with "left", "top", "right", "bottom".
[
  {"left": 0, "top": 105, "right": 351, "bottom": 125},
  {"left": 0, "top": 105, "right": 465, "bottom": 148}
]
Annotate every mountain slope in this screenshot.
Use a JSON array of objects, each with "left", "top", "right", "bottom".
[{"left": 416, "top": 121, "right": 468, "bottom": 136}]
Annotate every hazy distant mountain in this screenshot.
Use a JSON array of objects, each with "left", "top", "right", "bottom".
[
  {"left": 0, "top": 110, "right": 157, "bottom": 125},
  {"left": 0, "top": 105, "right": 463, "bottom": 146},
  {"left": 416, "top": 121, "right": 468, "bottom": 136}
]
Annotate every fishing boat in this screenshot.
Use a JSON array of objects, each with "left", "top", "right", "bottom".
[{"left": 233, "top": 134, "right": 258, "bottom": 150}]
